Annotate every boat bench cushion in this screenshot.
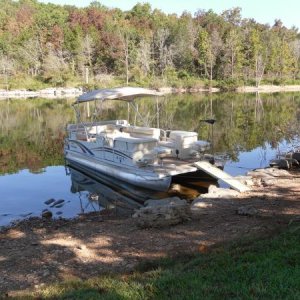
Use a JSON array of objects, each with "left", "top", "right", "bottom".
[
  {"left": 124, "top": 126, "right": 160, "bottom": 139},
  {"left": 88, "top": 124, "right": 117, "bottom": 134}
]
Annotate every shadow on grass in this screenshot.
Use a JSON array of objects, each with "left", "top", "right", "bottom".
[{"left": 13, "top": 224, "right": 300, "bottom": 299}]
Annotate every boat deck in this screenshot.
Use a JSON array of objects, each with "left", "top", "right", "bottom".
[{"left": 148, "top": 157, "right": 199, "bottom": 176}]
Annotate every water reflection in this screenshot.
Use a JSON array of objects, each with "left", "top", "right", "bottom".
[
  {"left": 67, "top": 164, "right": 211, "bottom": 217},
  {"left": 69, "top": 167, "right": 143, "bottom": 217}
]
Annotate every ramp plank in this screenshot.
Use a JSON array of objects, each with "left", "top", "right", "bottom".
[{"left": 193, "top": 161, "right": 250, "bottom": 192}]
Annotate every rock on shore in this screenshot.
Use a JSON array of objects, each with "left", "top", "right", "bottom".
[{"left": 132, "top": 197, "right": 189, "bottom": 228}]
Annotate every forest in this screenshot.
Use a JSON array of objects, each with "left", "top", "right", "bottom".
[{"left": 0, "top": 0, "right": 300, "bottom": 90}]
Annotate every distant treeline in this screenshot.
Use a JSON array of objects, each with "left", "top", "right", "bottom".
[{"left": 0, "top": 0, "right": 300, "bottom": 90}]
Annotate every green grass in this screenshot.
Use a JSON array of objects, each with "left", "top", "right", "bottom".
[{"left": 15, "top": 225, "right": 300, "bottom": 299}]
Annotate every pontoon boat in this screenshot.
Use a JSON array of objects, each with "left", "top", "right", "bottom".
[{"left": 64, "top": 87, "right": 214, "bottom": 191}]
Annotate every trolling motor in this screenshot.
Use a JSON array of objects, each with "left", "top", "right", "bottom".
[
  {"left": 200, "top": 119, "right": 216, "bottom": 125},
  {"left": 200, "top": 118, "right": 216, "bottom": 147},
  {"left": 200, "top": 119, "right": 216, "bottom": 164}
]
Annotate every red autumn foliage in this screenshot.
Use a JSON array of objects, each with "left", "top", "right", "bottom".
[
  {"left": 50, "top": 25, "right": 64, "bottom": 50},
  {"left": 15, "top": 4, "right": 34, "bottom": 28}
]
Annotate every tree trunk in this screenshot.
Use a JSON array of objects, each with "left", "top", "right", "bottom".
[{"left": 209, "top": 59, "right": 213, "bottom": 92}]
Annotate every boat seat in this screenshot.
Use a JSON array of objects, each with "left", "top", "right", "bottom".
[
  {"left": 123, "top": 126, "right": 160, "bottom": 139},
  {"left": 106, "top": 131, "right": 130, "bottom": 139},
  {"left": 88, "top": 124, "right": 117, "bottom": 135},
  {"left": 115, "top": 136, "right": 158, "bottom": 153}
]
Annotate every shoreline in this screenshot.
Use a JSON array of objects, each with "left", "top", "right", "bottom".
[
  {"left": 1, "top": 167, "right": 299, "bottom": 295},
  {"left": 236, "top": 84, "right": 300, "bottom": 93},
  {"left": 160, "top": 84, "right": 300, "bottom": 94},
  {"left": 159, "top": 84, "right": 300, "bottom": 94},
  {"left": 0, "top": 87, "right": 82, "bottom": 99},
  {"left": 1, "top": 85, "right": 300, "bottom": 100}
]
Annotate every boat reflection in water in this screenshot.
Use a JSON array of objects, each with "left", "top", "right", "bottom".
[
  {"left": 67, "top": 161, "right": 216, "bottom": 217},
  {"left": 68, "top": 166, "right": 143, "bottom": 217}
]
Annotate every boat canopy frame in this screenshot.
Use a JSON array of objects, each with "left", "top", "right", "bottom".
[
  {"left": 72, "top": 87, "right": 164, "bottom": 127},
  {"left": 75, "top": 87, "right": 163, "bottom": 104}
]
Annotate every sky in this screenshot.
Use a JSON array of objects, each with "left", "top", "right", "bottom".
[{"left": 39, "top": 0, "right": 300, "bottom": 30}]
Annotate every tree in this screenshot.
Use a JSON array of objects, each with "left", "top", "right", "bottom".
[
  {"left": 208, "top": 30, "right": 223, "bottom": 83},
  {"left": 248, "top": 29, "right": 265, "bottom": 87},
  {"left": 0, "top": 53, "right": 15, "bottom": 90},
  {"left": 197, "top": 28, "right": 222, "bottom": 85},
  {"left": 42, "top": 45, "right": 70, "bottom": 85},
  {"left": 222, "top": 28, "right": 243, "bottom": 79},
  {"left": 153, "top": 28, "right": 175, "bottom": 76},
  {"left": 89, "top": 1, "right": 108, "bottom": 10},
  {"left": 291, "top": 39, "right": 300, "bottom": 79},
  {"left": 221, "top": 7, "right": 242, "bottom": 27},
  {"left": 270, "top": 20, "right": 298, "bottom": 80},
  {"left": 197, "top": 29, "right": 210, "bottom": 77},
  {"left": 169, "top": 12, "right": 197, "bottom": 73},
  {"left": 82, "top": 34, "right": 94, "bottom": 68},
  {"left": 18, "top": 37, "right": 43, "bottom": 76},
  {"left": 135, "top": 39, "right": 152, "bottom": 78},
  {"left": 116, "top": 20, "right": 137, "bottom": 85}
]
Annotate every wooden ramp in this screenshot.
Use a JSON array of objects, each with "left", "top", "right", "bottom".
[{"left": 193, "top": 161, "right": 250, "bottom": 192}]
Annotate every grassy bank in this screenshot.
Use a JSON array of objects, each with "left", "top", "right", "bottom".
[{"left": 18, "top": 225, "right": 300, "bottom": 300}]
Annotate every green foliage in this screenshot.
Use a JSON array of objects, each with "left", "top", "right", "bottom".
[
  {"left": 8, "top": 76, "right": 50, "bottom": 90},
  {"left": 26, "top": 227, "right": 300, "bottom": 299},
  {"left": 147, "top": 77, "right": 167, "bottom": 89},
  {"left": 197, "top": 29, "right": 210, "bottom": 76},
  {"left": 181, "top": 77, "right": 206, "bottom": 89},
  {"left": 0, "top": 98, "right": 75, "bottom": 174},
  {"left": 34, "top": 2, "right": 68, "bottom": 28},
  {"left": 217, "top": 78, "right": 243, "bottom": 91},
  {"left": 177, "top": 70, "right": 190, "bottom": 79},
  {"left": 0, "top": 1, "right": 299, "bottom": 89}
]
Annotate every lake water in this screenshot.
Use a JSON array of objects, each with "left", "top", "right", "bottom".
[{"left": 1, "top": 92, "right": 300, "bottom": 226}]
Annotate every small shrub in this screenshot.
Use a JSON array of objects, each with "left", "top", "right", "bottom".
[
  {"left": 177, "top": 70, "right": 190, "bottom": 79},
  {"left": 273, "top": 78, "right": 282, "bottom": 85},
  {"left": 149, "top": 77, "right": 167, "bottom": 89},
  {"left": 217, "top": 78, "right": 242, "bottom": 91}
]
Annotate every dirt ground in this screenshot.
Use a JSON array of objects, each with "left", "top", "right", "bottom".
[{"left": 0, "top": 171, "right": 300, "bottom": 296}]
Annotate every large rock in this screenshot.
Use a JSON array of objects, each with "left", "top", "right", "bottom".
[
  {"left": 132, "top": 197, "right": 189, "bottom": 228},
  {"left": 247, "top": 168, "right": 293, "bottom": 187},
  {"left": 236, "top": 206, "right": 258, "bottom": 216},
  {"left": 203, "top": 185, "right": 240, "bottom": 198},
  {"left": 44, "top": 198, "right": 55, "bottom": 205},
  {"left": 42, "top": 210, "right": 52, "bottom": 219},
  {"left": 247, "top": 168, "right": 292, "bottom": 178},
  {"left": 269, "top": 159, "right": 290, "bottom": 169},
  {"left": 190, "top": 198, "right": 213, "bottom": 217},
  {"left": 190, "top": 186, "right": 240, "bottom": 218},
  {"left": 234, "top": 175, "right": 254, "bottom": 187}
]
